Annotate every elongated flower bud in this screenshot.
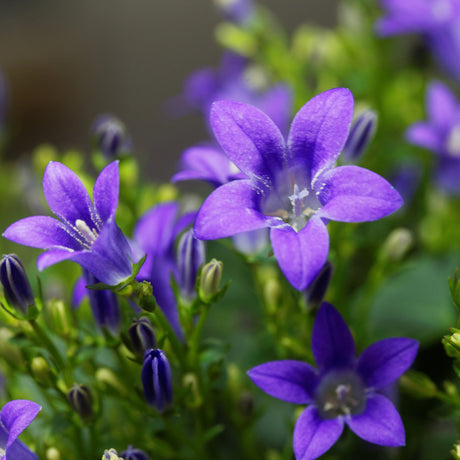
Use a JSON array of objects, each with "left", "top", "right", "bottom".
[
  {"left": 199, "top": 259, "right": 223, "bottom": 302},
  {"left": 342, "top": 109, "right": 377, "bottom": 162},
  {"left": 67, "top": 383, "right": 94, "bottom": 421},
  {"left": 176, "top": 229, "right": 205, "bottom": 300},
  {"left": 120, "top": 445, "right": 151, "bottom": 460},
  {"left": 304, "top": 261, "right": 333, "bottom": 308},
  {"left": 0, "top": 254, "right": 35, "bottom": 316},
  {"left": 128, "top": 317, "right": 157, "bottom": 359},
  {"left": 141, "top": 349, "right": 173, "bottom": 412},
  {"left": 91, "top": 114, "right": 131, "bottom": 159}
]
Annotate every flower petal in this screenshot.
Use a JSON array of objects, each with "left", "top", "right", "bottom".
[
  {"left": 435, "top": 156, "right": 460, "bottom": 194},
  {"left": 405, "top": 122, "right": 443, "bottom": 152},
  {"left": 0, "top": 400, "right": 41, "bottom": 453},
  {"left": 3, "top": 216, "right": 81, "bottom": 250},
  {"left": 257, "top": 84, "right": 293, "bottom": 135},
  {"left": 72, "top": 219, "right": 133, "bottom": 286},
  {"left": 194, "top": 180, "right": 273, "bottom": 240},
  {"left": 42, "top": 161, "right": 93, "bottom": 226},
  {"left": 210, "top": 100, "right": 286, "bottom": 186},
  {"left": 3, "top": 437, "right": 38, "bottom": 460},
  {"left": 293, "top": 406, "right": 344, "bottom": 460},
  {"left": 317, "top": 166, "right": 403, "bottom": 222},
  {"left": 427, "top": 80, "right": 458, "bottom": 129},
  {"left": 270, "top": 217, "right": 329, "bottom": 291},
  {"left": 172, "top": 145, "right": 244, "bottom": 187},
  {"left": 356, "top": 338, "right": 419, "bottom": 389},
  {"left": 37, "top": 249, "right": 76, "bottom": 271},
  {"left": 247, "top": 360, "right": 318, "bottom": 404},
  {"left": 287, "top": 88, "right": 353, "bottom": 181},
  {"left": 312, "top": 302, "right": 355, "bottom": 372},
  {"left": 346, "top": 394, "right": 405, "bottom": 447},
  {"left": 93, "top": 160, "right": 119, "bottom": 223}
]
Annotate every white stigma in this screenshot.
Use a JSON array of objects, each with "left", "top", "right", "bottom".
[{"left": 75, "top": 219, "right": 98, "bottom": 247}]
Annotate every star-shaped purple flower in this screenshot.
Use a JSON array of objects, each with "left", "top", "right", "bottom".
[
  {"left": 248, "top": 303, "right": 419, "bottom": 460},
  {"left": 194, "top": 88, "right": 403, "bottom": 290},
  {"left": 406, "top": 80, "right": 460, "bottom": 194},
  {"left": 376, "top": 0, "right": 460, "bottom": 80},
  {"left": 0, "top": 399, "right": 41, "bottom": 460},
  {"left": 3, "top": 161, "right": 133, "bottom": 286}
]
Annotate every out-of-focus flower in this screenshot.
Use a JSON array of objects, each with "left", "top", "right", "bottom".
[
  {"left": 248, "top": 303, "right": 419, "bottom": 460},
  {"left": 0, "top": 254, "right": 35, "bottom": 317},
  {"left": 102, "top": 449, "right": 123, "bottom": 460},
  {"left": 3, "top": 161, "right": 133, "bottom": 286},
  {"left": 128, "top": 317, "right": 157, "bottom": 359},
  {"left": 91, "top": 114, "right": 132, "bottom": 159},
  {"left": 388, "top": 162, "right": 422, "bottom": 204},
  {"left": 67, "top": 384, "right": 93, "bottom": 421},
  {"left": 194, "top": 89, "right": 403, "bottom": 290},
  {"left": 141, "top": 348, "right": 173, "bottom": 412},
  {"left": 406, "top": 81, "right": 460, "bottom": 193},
  {"left": 342, "top": 109, "right": 377, "bottom": 163},
  {"left": 213, "top": 0, "right": 254, "bottom": 25},
  {"left": 376, "top": 0, "right": 460, "bottom": 80},
  {"left": 73, "top": 271, "right": 121, "bottom": 333},
  {"left": 120, "top": 445, "right": 150, "bottom": 460},
  {"left": 133, "top": 202, "right": 196, "bottom": 339},
  {"left": 0, "top": 399, "right": 41, "bottom": 460},
  {"left": 176, "top": 229, "right": 205, "bottom": 301}
]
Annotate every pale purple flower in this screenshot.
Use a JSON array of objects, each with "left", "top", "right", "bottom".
[
  {"left": 0, "top": 399, "right": 41, "bottom": 460},
  {"left": 194, "top": 88, "right": 403, "bottom": 290},
  {"left": 214, "top": 0, "right": 254, "bottom": 25},
  {"left": 3, "top": 161, "right": 133, "bottom": 286},
  {"left": 376, "top": 0, "right": 460, "bottom": 80},
  {"left": 248, "top": 302, "right": 419, "bottom": 460},
  {"left": 133, "top": 202, "right": 196, "bottom": 339},
  {"left": 406, "top": 81, "right": 460, "bottom": 193}
]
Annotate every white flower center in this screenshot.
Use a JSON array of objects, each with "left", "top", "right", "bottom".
[
  {"left": 446, "top": 124, "right": 460, "bottom": 157},
  {"left": 75, "top": 219, "right": 98, "bottom": 248}
]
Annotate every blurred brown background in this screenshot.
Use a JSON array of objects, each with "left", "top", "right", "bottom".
[{"left": 0, "top": 0, "right": 339, "bottom": 181}]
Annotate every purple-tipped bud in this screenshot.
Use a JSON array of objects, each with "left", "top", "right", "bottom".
[
  {"left": 102, "top": 448, "right": 123, "bottom": 460},
  {"left": 176, "top": 229, "right": 205, "bottom": 300},
  {"left": 91, "top": 114, "right": 131, "bottom": 159},
  {"left": 141, "top": 348, "right": 173, "bottom": 412},
  {"left": 0, "top": 254, "right": 35, "bottom": 316},
  {"left": 67, "top": 383, "right": 94, "bottom": 421},
  {"left": 198, "top": 259, "right": 223, "bottom": 303},
  {"left": 128, "top": 317, "right": 157, "bottom": 359},
  {"left": 83, "top": 270, "right": 121, "bottom": 333},
  {"left": 342, "top": 109, "right": 377, "bottom": 162},
  {"left": 120, "top": 445, "right": 151, "bottom": 460},
  {"left": 304, "top": 261, "right": 333, "bottom": 308}
]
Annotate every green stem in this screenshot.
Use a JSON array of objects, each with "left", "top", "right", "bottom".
[{"left": 189, "top": 304, "right": 210, "bottom": 367}]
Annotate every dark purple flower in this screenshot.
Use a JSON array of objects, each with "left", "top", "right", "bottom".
[
  {"left": 176, "top": 229, "right": 205, "bottom": 301},
  {"left": 120, "top": 445, "right": 150, "bottom": 460},
  {"left": 0, "top": 254, "right": 35, "bottom": 316},
  {"left": 194, "top": 89, "right": 403, "bottom": 290},
  {"left": 0, "top": 399, "right": 41, "bottom": 460},
  {"left": 3, "top": 161, "right": 133, "bottom": 286},
  {"left": 128, "top": 317, "right": 157, "bottom": 359},
  {"left": 67, "top": 384, "right": 93, "bottom": 421},
  {"left": 141, "top": 348, "right": 173, "bottom": 412},
  {"left": 91, "top": 114, "right": 132, "bottom": 159},
  {"left": 342, "top": 109, "right": 377, "bottom": 163},
  {"left": 248, "top": 303, "right": 418, "bottom": 460},
  {"left": 406, "top": 81, "right": 460, "bottom": 194},
  {"left": 133, "top": 202, "right": 196, "bottom": 339},
  {"left": 376, "top": 0, "right": 460, "bottom": 80}
]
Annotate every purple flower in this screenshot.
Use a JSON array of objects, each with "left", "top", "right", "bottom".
[
  {"left": 376, "top": 0, "right": 460, "bottom": 80},
  {"left": 248, "top": 303, "right": 419, "bottom": 460},
  {"left": 120, "top": 445, "right": 150, "bottom": 460},
  {"left": 194, "top": 89, "right": 403, "bottom": 290},
  {"left": 133, "top": 202, "right": 196, "bottom": 339},
  {"left": 214, "top": 0, "right": 254, "bottom": 25},
  {"left": 406, "top": 81, "right": 460, "bottom": 194},
  {"left": 0, "top": 399, "right": 41, "bottom": 460},
  {"left": 3, "top": 161, "right": 133, "bottom": 286},
  {"left": 91, "top": 113, "right": 132, "bottom": 159}
]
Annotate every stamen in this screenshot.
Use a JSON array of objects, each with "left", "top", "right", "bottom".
[{"left": 75, "top": 219, "right": 98, "bottom": 246}]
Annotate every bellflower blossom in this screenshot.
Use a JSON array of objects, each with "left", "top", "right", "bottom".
[
  {"left": 194, "top": 88, "right": 403, "bottom": 290},
  {"left": 376, "top": 0, "right": 460, "bottom": 80},
  {"left": 3, "top": 161, "right": 133, "bottom": 286},
  {"left": 248, "top": 303, "right": 419, "bottom": 460},
  {"left": 0, "top": 399, "right": 41, "bottom": 460},
  {"left": 406, "top": 81, "right": 460, "bottom": 194},
  {"left": 133, "top": 202, "right": 196, "bottom": 339}
]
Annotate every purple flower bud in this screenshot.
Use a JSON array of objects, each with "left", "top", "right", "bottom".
[
  {"left": 342, "top": 110, "right": 377, "bottom": 162},
  {"left": 0, "top": 254, "right": 35, "bottom": 316},
  {"left": 91, "top": 114, "right": 132, "bottom": 159},
  {"left": 120, "top": 445, "right": 151, "bottom": 460},
  {"left": 67, "top": 383, "right": 94, "bottom": 421},
  {"left": 176, "top": 229, "right": 205, "bottom": 300},
  {"left": 128, "top": 317, "right": 157, "bottom": 359},
  {"left": 141, "top": 348, "right": 173, "bottom": 412}
]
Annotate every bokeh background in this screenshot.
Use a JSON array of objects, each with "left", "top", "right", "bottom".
[{"left": 0, "top": 0, "right": 338, "bottom": 181}]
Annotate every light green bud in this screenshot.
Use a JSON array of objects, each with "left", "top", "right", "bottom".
[
  {"left": 199, "top": 259, "right": 223, "bottom": 303},
  {"left": 102, "top": 448, "right": 123, "bottom": 460},
  {"left": 31, "top": 356, "right": 55, "bottom": 386},
  {"left": 46, "top": 447, "right": 61, "bottom": 460}
]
